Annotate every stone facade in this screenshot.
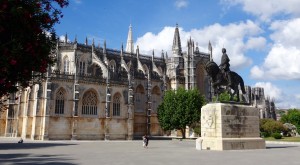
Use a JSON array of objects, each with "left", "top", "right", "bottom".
[
  {"left": 249, "top": 87, "right": 277, "bottom": 120},
  {"left": 0, "top": 25, "right": 211, "bottom": 140}
]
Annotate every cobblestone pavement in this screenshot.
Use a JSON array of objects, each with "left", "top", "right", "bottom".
[{"left": 0, "top": 137, "right": 300, "bottom": 165}]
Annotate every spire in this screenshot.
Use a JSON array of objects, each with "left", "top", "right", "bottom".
[
  {"left": 121, "top": 43, "right": 124, "bottom": 57},
  {"left": 64, "top": 33, "right": 68, "bottom": 44},
  {"left": 92, "top": 38, "right": 95, "bottom": 52},
  {"left": 126, "top": 24, "right": 134, "bottom": 54},
  {"left": 85, "top": 37, "right": 88, "bottom": 45},
  {"left": 74, "top": 35, "right": 77, "bottom": 43},
  {"left": 208, "top": 41, "right": 213, "bottom": 61},
  {"left": 56, "top": 37, "right": 59, "bottom": 46},
  {"left": 103, "top": 40, "right": 107, "bottom": 64},
  {"left": 161, "top": 50, "right": 164, "bottom": 59},
  {"left": 172, "top": 23, "right": 182, "bottom": 57},
  {"left": 103, "top": 40, "right": 107, "bottom": 54},
  {"left": 152, "top": 49, "right": 154, "bottom": 61},
  {"left": 136, "top": 45, "right": 139, "bottom": 58},
  {"left": 195, "top": 42, "right": 199, "bottom": 53}
]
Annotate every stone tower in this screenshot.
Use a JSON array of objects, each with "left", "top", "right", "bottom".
[{"left": 167, "top": 24, "right": 185, "bottom": 90}]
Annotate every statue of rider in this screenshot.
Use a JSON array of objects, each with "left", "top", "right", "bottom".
[{"left": 219, "top": 48, "right": 232, "bottom": 87}]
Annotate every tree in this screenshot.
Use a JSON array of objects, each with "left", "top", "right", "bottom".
[
  {"left": 157, "top": 87, "right": 206, "bottom": 138},
  {"left": 0, "top": 0, "right": 69, "bottom": 98},
  {"left": 280, "top": 109, "right": 300, "bottom": 133}
]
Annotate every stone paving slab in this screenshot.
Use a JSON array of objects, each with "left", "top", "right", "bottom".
[{"left": 0, "top": 137, "right": 300, "bottom": 165}]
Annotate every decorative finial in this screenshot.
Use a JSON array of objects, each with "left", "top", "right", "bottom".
[
  {"left": 85, "top": 37, "right": 88, "bottom": 45},
  {"left": 65, "top": 33, "right": 68, "bottom": 43},
  {"left": 152, "top": 49, "right": 154, "bottom": 61},
  {"left": 74, "top": 35, "right": 77, "bottom": 43},
  {"left": 136, "top": 45, "right": 139, "bottom": 57}
]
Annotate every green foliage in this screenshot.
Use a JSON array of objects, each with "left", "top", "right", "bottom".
[
  {"left": 157, "top": 87, "right": 206, "bottom": 138},
  {"left": 0, "top": 0, "right": 69, "bottom": 97},
  {"left": 260, "top": 119, "right": 287, "bottom": 136},
  {"left": 280, "top": 109, "right": 300, "bottom": 134},
  {"left": 260, "top": 132, "right": 271, "bottom": 138},
  {"left": 272, "top": 133, "right": 282, "bottom": 139},
  {"left": 212, "top": 91, "right": 238, "bottom": 102},
  {"left": 191, "top": 123, "right": 201, "bottom": 136}
]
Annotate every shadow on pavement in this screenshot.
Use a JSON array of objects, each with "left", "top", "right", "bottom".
[
  {"left": 0, "top": 153, "right": 76, "bottom": 165},
  {"left": 266, "top": 145, "right": 299, "bottom": 149},
  {"left": 0, "top": 143, "right": 77, "bottom": 150}
]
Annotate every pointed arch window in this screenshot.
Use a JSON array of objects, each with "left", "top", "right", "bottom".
[
  {"left": 63, "top": 56, "right": 69, "bottom": 73},
  {"left": 135, "top": 85, "right": 145, "bottom": 112},
  {"left": 79, "top": 61, "right": 85, "bottom": 75},
  {"left": 82, "top": 91, "right": 97, "bottom": 115},
  {"left": 55, "top": 89, "right": 65, "bottom": 114},
  {"left": 113, "top": 94, "right": 121, "bottom": 116},
  {"left": 109, "top": 60, "right": 116, "bottom": 73}
]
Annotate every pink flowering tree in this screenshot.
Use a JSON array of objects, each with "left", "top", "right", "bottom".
[{"left": 0, "top": 0, "right": 68, "bottom": 99}]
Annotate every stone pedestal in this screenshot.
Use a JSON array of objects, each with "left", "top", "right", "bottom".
[{"left": 196, "top": 103, "right": 265, "bottom": 150}]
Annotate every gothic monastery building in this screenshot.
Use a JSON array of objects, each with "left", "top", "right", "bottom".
[{"left": 0, "top": 25, "right": 275, "bottom": 140}]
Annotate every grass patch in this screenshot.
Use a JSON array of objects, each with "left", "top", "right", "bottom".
[{"left": 264, "top": 136, "right": 300, "bottom": 142}]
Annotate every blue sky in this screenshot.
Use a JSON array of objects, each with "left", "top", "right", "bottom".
[{"left": 55, "top": 0, "right": 300, "bottom": 109}]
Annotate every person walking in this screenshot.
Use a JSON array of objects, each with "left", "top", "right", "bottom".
[{"left": 142, "top": 135, "right": 149, "bottom": 148}]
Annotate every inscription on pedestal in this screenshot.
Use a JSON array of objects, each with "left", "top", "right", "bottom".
[{"left": 230, "top": 142, "right": 245, "bottom": 149}]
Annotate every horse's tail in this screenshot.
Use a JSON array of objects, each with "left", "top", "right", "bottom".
[{"left": 239, "top": 75, "right": 246, "bottom": 94}]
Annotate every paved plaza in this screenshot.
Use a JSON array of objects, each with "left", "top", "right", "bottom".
[{"left": 0, "top": 137, "right": 300, "bottom": 165}]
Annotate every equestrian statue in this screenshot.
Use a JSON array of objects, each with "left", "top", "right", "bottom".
[{"left": 205, "top": 48, "right": 246, "bottom": 102}]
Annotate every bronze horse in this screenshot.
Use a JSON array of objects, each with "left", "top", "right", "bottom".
[{"left": 205, "top": 61, "right": 246, "bottom": 102}]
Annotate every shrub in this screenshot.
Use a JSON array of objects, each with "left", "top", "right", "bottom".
[
  {"left": 272, "top": 133, "right": 282, "bottom": 139},
  {"left": 261, "top": 132, "right": 270, "bottom": 138},
  {"left": 260, "top": 119, "right": 287, "bottom": 135}
]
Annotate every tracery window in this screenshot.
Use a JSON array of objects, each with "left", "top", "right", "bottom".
[
  {"left": 63, "top": 56, "right": 69, "bottom": 73},
  {"left": 112, "top": 94, "right": 121, "bottom": 116},
  {"left": 109, "top": 62, "right": 116, "bottom": 72},
  {"left": 135, "top": 85, "right": 145, "bottom": 112},
  {"left": 82, "top": 91, "right": 97, "bottom": 115},
  {"left": 151, "top": 86, "right": 161, "bottom": 113},
  {"left": 55, "top": 89, "right": 65, "bottom": 114},
  {"left": 79, "top": 61, "right": 85, "bottom": 75}
]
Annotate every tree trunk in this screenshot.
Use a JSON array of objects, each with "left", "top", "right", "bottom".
[{"left": 181, "top": 128, "right": 186, "bottom": 139}]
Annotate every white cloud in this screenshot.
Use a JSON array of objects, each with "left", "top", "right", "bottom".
[
  {"left": 223, "top": 0, "right": 300, "bottom": 21},
  {"left": 250, "top": 19, "right": 300, "bottom": 80},
  {"left": 59, "top": 35, "right": 70, "bottom": 43},
  {"left": 250, "top": 66, "right": 264, "bottom": 79},
  {"left": 254, "top": 82, "right": 282, "bottom": 101},
  {"left": 270, "top": 18, "right": 300, "bottom": 48},
  {"left": 136, "top": 20, "right": 263, "bottom": 70},
  {"left": 251, "top": 44, "right": 300, "bottom": 80},
  {"left": 254, "top": 82, "right": 300, "bottom": 109},
  {"left": 135, "top": 27, "right": 175, "bottom": 56},
  {"left": 174, "top": 0, "right": 188, "bottom": 9},
  {"left": 277, "top": 94, "right": 300, "bottom": 109},
  {"left": 245, "top": 37, "right": 266, "bottom": 50}
]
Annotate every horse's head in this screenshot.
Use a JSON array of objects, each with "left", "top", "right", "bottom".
[{"left": 205, "top": 61, "right": 219, "bottom": 78}]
